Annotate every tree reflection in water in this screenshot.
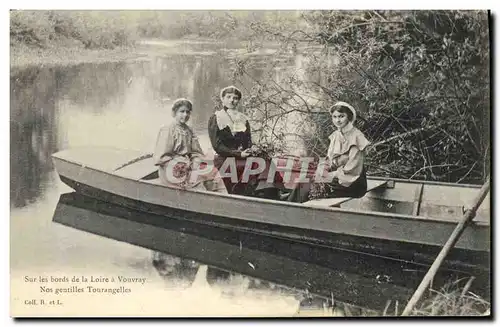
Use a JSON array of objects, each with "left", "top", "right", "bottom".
[{"left": 10, "top": 66, "right": 58, "bottom": 208}]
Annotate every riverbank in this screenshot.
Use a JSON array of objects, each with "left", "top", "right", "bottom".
[
  {"left": 10, "top": 38, "right": 245, "bottom": 70},
  {"left": 9, "top": 10, "right": 294, "bottom": 70},
  {"left": 10, "top": 41, "right": 158, "bottom": 70}
]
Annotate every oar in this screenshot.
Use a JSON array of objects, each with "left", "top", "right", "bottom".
[{"left": 401, "top": 176, "right": 490, "bottom": 316}]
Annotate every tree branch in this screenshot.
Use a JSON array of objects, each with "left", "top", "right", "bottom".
[{"left": 369, "top": 123, "right": 447, "bottom": 148}]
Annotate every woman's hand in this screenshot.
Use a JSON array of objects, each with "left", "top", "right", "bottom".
[
  {"left": 156, "top": 155, "right": 173, "bottom": 167},
  {"left": 241, "top": 148, "right": 252, "bottom": 158},
  {"left": 326, "top": 159, "right": 338, "bottom": 172},
  {"left": 191, "top": 156, "right": 203, "bottom": 168}
]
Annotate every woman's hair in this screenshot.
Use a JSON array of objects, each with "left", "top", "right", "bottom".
[
  {"left": 171, "top": 98, "right": 193, "bottom": 114},
  {"left": 220, "top": 85, "right": 242, "bottom": 100},
  {"left": 329, "top": 101, "right": 356, "bottom": 122}
]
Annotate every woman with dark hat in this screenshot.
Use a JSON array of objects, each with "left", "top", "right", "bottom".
[{"left": 287, "top": 101, "right": 370, "bottom": 203}]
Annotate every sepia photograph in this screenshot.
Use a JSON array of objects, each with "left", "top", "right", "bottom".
[{"left": 9, "top": 8, "right": 491, "bottom": 318}]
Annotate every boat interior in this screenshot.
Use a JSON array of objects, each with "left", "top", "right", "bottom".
[
  {"left": 116, "top": 155, "right": 490, "bottom": 224},
  {"left": 311, "top": 179, "right": 489, "bottom": 224}
]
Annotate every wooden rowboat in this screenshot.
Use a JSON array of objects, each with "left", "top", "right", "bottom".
[
  {"left": 53, "top": 191, "right": 489, "bottom": 310},
  {"left": 51, "top": 147, "right": 490, "bottom": 280}
]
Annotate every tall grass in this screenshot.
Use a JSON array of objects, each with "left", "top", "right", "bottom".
[
  {"left": 338, "top": 279, "right": 491, "bottom": 317},
  {"left": 409, "top": 282, "right": 490, "bottom": 316}
]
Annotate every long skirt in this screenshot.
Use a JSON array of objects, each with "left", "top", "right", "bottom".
[
  {"left": 158, "top": 159, "right": 228, "bottom": 193},
  {"left": 213, "top": 155, "right": 283, "bottom": 196},
  {"left": 287, "top": 169, "right": 368, "bottom": 203}
]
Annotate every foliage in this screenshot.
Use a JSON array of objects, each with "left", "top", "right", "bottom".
[
  {"left": 10, "top": 10, "right": 299, "bottom": 49},
  {"left": 135, "top": 11, "right": 299, "bottom": 41},
  {"left": 236, "top": 10, "right": 490, "bottom": 184},
  {"left": 10, "top": 10, "right": 138, "bottom": 49}
]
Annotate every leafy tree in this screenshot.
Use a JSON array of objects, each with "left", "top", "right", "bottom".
[{"left": 238, "top": 10, "right": 490, "bottom": 184}]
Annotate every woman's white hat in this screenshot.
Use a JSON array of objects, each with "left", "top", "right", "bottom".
[
  {"left": 220, "top": 85, "right": 242, "bottom": 100},
  {"left": 329, "top": 101, "right": 357, "bottom": 122}
]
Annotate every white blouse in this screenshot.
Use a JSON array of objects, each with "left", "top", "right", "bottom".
[{"left": 327, "top": 123, "right": 370, "bottom": 187}]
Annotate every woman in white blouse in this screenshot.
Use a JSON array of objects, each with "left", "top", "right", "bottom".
[{"left": 288, "top": 101, "right": 370, "bottom": 203}]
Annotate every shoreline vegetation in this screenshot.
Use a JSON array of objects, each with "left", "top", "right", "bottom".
[
  {"left": 10, "top": 10, "right": 295, "bottom": 68},
  {"left": 10, "top": 10, "right": 491, "bottom": 317}
]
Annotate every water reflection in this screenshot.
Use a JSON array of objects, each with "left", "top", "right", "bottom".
[
  {"left": 10, "top": 52, "right": 289, "bottom": 208},
  {"left": 54, "top": 62, "right": 133, "bottom": 112},
  {"left": 10, "top": 66, "right": 59, "bottom": 207},
  {"left": 50, "top": 189, "right": 490, "bottom": 311},
  {"left": 51, "top": 191, "right": 368, "bottom": 312}
]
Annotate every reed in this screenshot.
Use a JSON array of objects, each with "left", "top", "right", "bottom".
[
  {"left": 408, "top": 283, "right": 490, "bottom": 316},
  {"left": 335, "top": 279, "right": 491, "bottom": 317}
]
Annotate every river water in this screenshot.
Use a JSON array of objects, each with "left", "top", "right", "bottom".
[{"left": 10, "top": 41, "right": 328, "bottom": 316}]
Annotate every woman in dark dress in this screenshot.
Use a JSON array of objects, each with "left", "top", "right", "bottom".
[
  {"left": 208, "top": 86, "right": 282, "bottom": 197},
  {"left": 208, "top": 86, "right": 253, "bottom": 194}
]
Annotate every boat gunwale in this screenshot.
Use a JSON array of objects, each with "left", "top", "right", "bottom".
[
  {"left": 51, "top": 153, "right": 491, "bottom": 227},
  {"left": 52, "top": 148, "right": 487, "bottom": 189}
]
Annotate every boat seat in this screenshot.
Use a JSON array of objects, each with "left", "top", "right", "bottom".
[
  {"left": 303, "top": 180, "right": 394, "bottom": 207},
  {"left": 144, "top": 178, "right": 164, "bottom": 186}
]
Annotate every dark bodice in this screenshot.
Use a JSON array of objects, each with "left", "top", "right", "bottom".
[{"left": 208, "top": 114, "right": 252, "bottom": 158}]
